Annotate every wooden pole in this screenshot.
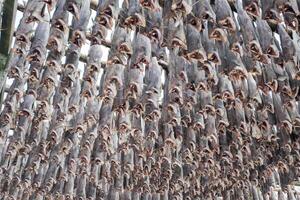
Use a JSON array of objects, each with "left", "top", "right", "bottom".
[
  {"left": 0, "top": 0, "right": 17, "bottom": 105},
  {"left": 0, "top": 0, "right": 17, "bottom": 57}
]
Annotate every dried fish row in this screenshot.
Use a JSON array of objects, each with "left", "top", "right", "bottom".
[
  {"left": 0, "top": 2, "right": 55, "bottom": 196},
  {"left": 0, "top": 0, "right": 48, "bottom": 146}
]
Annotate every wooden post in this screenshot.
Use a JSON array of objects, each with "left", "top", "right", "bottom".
[
  {"left": 0, "top": 1, "right": 3, "bottom": 30},
  {"left": 0, "top": 0, "right": 17, "bottom": 57},
  {"left": 0, "top": 0, "right": 17, "bottom": 105}
]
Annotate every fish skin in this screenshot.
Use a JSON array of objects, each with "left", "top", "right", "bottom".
[
  {"left": 278, "top": 24, "right": 296, "bottom": 62},
  {"left": 215, "top": 0, "right": 236, "bottom": 31},
  {"left": 243, "top": 0, "right": 261, "bottom": 17},
  {"left": 26, "top": 1, "right": 49, "bottom": 23},
  {"left": 237, "top": 1, "right": 263, "bottom": 59},
  {"left": 185, "top": 24, "right": 207, "bottom": 63},
  {"left": 256, "top": 19, "right": 279, "bottom": 57},
  {"left": 261, "top": 0, "right": 282, "bottom": 24},
  {"left": 121, "top": 0, "right": 145, "bottom": 29},
  {"left": 47, "top": 19, "right": 69, "bottom": 55},
  {"left": 192, "top": 0, "right": 216, "bottom": 22},
  {"left": 108, "top": 26, "right": 132, "bottom": 65},
  {"left": 64, "top": 0, "right": 83, "bottom": 19}
]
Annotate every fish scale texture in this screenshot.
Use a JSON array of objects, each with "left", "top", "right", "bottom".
[{"left": 0, "top": 0, "right": 300, "bottom": 199}]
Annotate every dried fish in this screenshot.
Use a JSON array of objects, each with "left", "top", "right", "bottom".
[
  {"left": 1, "top": 0, "right": 300, "bottom": 198},
  {"left": 121, "top": 0, "right": 146, "bottom": 28},
  {"left": 215, "top": 0, "right": 236, "bottom": 32},
  {"left": 64, "top": 0, "right": 83, "bottom": 19},
  {"left": 70, "top": 0, "right": 91, "bottom": 48}
]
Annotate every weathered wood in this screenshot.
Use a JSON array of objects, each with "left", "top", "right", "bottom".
[
  {"left": 0, "top": 1, "right": 4, "bottom": 30},
  {"left": 0, "top": 0, "right": 17, "bottom": 106},
  {"left": 0, "top": 0, "right": 17, "bottom": 56}
]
